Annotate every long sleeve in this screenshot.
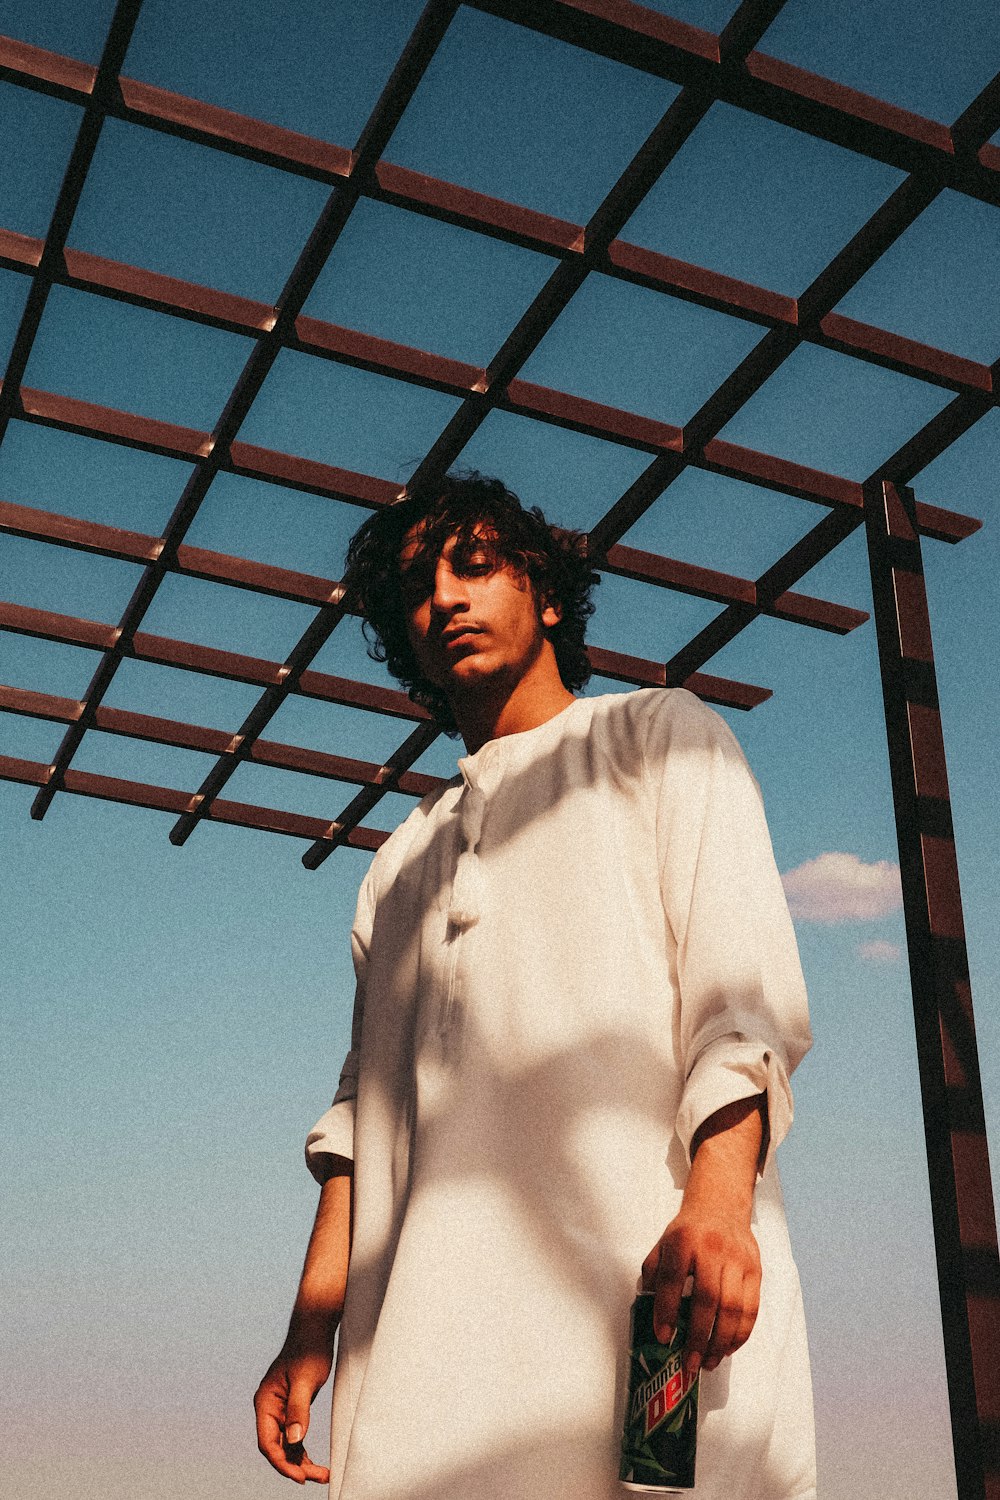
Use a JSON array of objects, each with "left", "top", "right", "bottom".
[
  {"left": 650, "top": 691, "right": 812, "bottom": 1174},
  {"left": 304, "top": 869, "right": 376, "bottom": 1181}
]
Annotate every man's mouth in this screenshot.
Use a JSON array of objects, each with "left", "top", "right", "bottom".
[{"left": 440, "top": 627, "right": 482, "bottom": 647}]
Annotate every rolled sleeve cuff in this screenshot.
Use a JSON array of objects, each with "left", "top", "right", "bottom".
[
  {"left": 674, "top": 1033, "right": 793, "bottom": 1177},
  {"left": 304, "top": 1099, "right": 356, "bottom": 1183}
]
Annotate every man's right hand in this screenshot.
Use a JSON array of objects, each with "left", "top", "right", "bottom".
[{"left": 254, "top": 1339, "right": 333, "bottom": 1485}]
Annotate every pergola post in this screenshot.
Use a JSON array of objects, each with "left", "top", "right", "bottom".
[{"left": 863, "top": 476, "right": 1000, "bottom": 1500}]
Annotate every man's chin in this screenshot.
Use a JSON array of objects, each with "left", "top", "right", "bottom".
[
  {"left": 435, "top": 655, "right": 509, "bottom": 697},
  {"left": 437, "top": 650, "right": 491, "bottom": 680}
]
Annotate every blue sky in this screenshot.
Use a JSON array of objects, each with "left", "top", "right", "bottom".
[{"left": 2, "top": 4, "right": 999, "bottom": 1499}]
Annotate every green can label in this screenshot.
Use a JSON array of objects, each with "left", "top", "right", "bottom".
[{"left": 620, "top": 1293, "right": 698, "bottom": 1491}]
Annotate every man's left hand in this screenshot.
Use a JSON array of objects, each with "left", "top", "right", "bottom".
[{"left": 641, "top": 1093, "right": 766, "bottom": 1376}]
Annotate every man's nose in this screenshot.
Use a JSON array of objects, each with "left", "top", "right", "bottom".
[{"left": 430, "top": 558, "right": 468, "bottom": 612}]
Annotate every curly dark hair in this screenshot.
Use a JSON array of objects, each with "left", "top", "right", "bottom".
[{"left": 343, "top": 471, "right": 599, "bottom": 734}]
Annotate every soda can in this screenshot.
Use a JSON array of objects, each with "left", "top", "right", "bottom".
[{"left": 619, "top": 1292, "right": 699, "bottom": 1492}]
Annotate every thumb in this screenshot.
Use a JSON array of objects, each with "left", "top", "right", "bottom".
[{"left": 284, "top": 1380, "right": 312, "bottom": 1447}]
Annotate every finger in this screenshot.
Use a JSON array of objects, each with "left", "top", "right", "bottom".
[
  {"left": 261, "top": 1436, "right": 326, "bottom": 1487},
  {"left": 286, "top": 1441, "right": 330, "bottom": 1486},
  {"left": 284, "top": 1375, "right": 314, "bottom": 1448},
  {"left": 257, "top": 1406, "right": 307, "bottom": 1482},
  {"left": 255, "top": 1385, "right": 289, "bottom": 1458},
  {"left": 683, "top": 1267, "right": 721, "bottom": 1377},
  {"left": 299, "top": 1451, "right": 332, "bottom": 1485},
  {"left": 255, "top": 1376, "right": 310, "bottom": 1483},
  {"left": 704, "top": 1261, "right": 745, "bottom": 1369},
  {"left": 653, "top": 1235, "right": 693, "bottom": 1345},
  {"left": 284, "top": 1373, "right": 332, "bottom": 1484},
  {"left": 729, "top": 1268, "right": 761, "bottom": 1358}
]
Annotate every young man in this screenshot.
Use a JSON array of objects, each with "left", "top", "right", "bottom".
[{"left": 255, "top": 473, "right": 815, "bottom": 1499}]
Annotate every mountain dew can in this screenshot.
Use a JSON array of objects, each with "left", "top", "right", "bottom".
[{"left": 620, "top": 1293, "right": 699, "bottom": 1491}]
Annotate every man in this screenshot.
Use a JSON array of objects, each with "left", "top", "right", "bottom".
[{"left": 255, "top": 473, "right": 815, "bottom": 1499}]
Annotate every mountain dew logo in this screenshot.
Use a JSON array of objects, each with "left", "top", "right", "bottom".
[
  {"left": 621, "top": 1294, "right": 698, "bottom": 1489},
  {"left": 630, "top": 1352, "right": 697, "bottom": 1438}
]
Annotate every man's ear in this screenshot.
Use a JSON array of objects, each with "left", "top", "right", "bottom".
[{"left": 540, "top": 597, "right": 562, "bottom": 629}]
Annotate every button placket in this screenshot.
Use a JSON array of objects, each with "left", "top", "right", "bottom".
[{"left": 439, "top": 746, "right": 501, "bottom": 1037}]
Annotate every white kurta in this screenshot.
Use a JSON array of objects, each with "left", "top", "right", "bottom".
[{"left": 307, "top": 688, "right": 815, "bottom": 1500}]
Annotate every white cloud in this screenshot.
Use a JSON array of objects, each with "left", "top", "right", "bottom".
[
  {"left": 858, "top": 939, "right": 903, "bottom": 963},
  {"left": 781, "top": 852, "right": 902, "bottom": 923}
]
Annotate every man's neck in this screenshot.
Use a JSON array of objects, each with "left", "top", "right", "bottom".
[{"left": 453, "top": 654, "right": 575, "bottom": 754}]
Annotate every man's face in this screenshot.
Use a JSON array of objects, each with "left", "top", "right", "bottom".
[{"left": 400, "top": 525, "right": 560, "bottom": 699}]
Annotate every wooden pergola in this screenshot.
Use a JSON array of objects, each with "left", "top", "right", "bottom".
[{"left": 1, "top": 4, "right": 997, "bottom": 1492}]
